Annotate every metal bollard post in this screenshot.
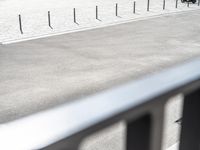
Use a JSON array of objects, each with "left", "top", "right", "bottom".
[
  {"left": 175, "top": 0, "right": 178, "bottom": 8},
  {"left": 18, "top": 14, "right": 23, "bottom": 34},
  {"left": 96, "top": 6, "right": 101, "bottom": 21},
  {"left": 96, "top": 6, "right": 98, "bottom": 20},
  {"left": 133, "top": 1, "right": 136, "bottom": 14},
  {"left": 147, "top": 0, "right": 150, "bottom": 11},
  {"left": 48, "top": 11, "right": 53, "bottom": 29},
  {"left": 187, "top": 1, "right": 189, "bottom": 7},
  {"left": 198, "top": 0, "right": 200, "bottom": 6},
  {"left": 163, "top": 0, "right": 166, "bottom": 10},
  {"left": 73, "top": 8, "right": 79, "bottom": 25},
  {"left": 73, "top": 8, "right": 76, "bottom": 23},
  {"left": 116, "top": 3, "right": 118, "bottom": 16}
]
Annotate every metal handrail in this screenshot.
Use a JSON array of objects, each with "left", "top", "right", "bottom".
[{"left": 1, "top": 58, "right": 200, "bottom": 150}]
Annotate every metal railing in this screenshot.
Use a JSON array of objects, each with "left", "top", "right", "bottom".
[{"left": 0, "top": 58, "right": 200, "bottom": 150}]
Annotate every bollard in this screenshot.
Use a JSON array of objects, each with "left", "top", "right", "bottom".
[
  {"left": 73, "top": 8, "right": 76, "bottom": 23},
  {"left": 163, "top": 0, "right": 166, "bottom": 10},
  {"left": 18, "top": 14, "right": 23, "bottom": 34},
  {"left": 116, "top": 3, "right": 118, "bottom": 16},
  {"left": 187, "top": 1, "right": 189, "bottom": 7},
  {"left": 147, "top": 0, "right": 150, "bottom": 11},
  {"left": 73, "top": 8, "right": 79, "bottom": 25},
  {"left": 175, "top": 0, "right": 178, "bottom": 8},
  {"left": 96, "top": 6, "right": 101, "bottom": 21},
  {"left": 198, "top": 0, "right": 200, "bottom": 6},
  {"left": 48, "top": 11, "right": 53, "bottom": 29},
  {"left": 133, "top": 1, "right": 136, "bottom": 14},
  {"left": 96, "top": 6, "right": 98, "bottom": 20}
]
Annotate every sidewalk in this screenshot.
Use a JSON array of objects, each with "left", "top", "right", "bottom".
[{"left": 0, "top": 0, "right": 200, "bottom": 43}]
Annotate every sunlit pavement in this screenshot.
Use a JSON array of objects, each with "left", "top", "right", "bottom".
[
  {"left": 1, "top": 10, "right": 200, "bottom": 149},
  {"left": 0, "top": 0, "right": 200, "bottom": 42}
]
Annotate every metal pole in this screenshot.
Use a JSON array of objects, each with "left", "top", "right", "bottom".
[
  {"left": 175, "top": 0, "right": 178, "bottom": 8},
  {"left": 198, "top": 0, "right": 200, "bottom": 6},
  {"left": 116, "top": 3, "right": 118, "bottom": 16},
  {"left": 147, "top": 0, "right": 150, "bottom": 11},
  {"left": 73, "top": 8, "right": 78, "bottom": 25},
  {"left": 163, "top": 0, "right": 166, "bottom": 10},
  {"left": 96, "top": 5, "right": 100, "bottom": 21},
  {"left": 18, "top": 14, "right": 23, "bottom": 34},
  {"left": 187, "top": 1, "right": 189, "bottom": 7},
  {"left": 48, "top": 11, "right": 53, "bottom": 29},
  {"left": 96, "top": 6, "right": 98, "bottom": 20},
  {"left": 133, "top": 1, "right": 136, "bottom": 14}
]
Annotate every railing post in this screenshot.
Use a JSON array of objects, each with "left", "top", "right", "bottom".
[
  {"left": 150, "top": 103, "right": 165, "bottom": 150},
  {"left": 179, "top": 88, "right": 200, "bottom": 150}
]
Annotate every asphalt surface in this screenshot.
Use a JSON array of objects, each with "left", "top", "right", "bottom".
[{"left": 1, "top": 10, "right": 200, "bottom": 149}]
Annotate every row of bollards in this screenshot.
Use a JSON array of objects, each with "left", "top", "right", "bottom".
[{"left": 18, "top": 0, "right": 199, "bottom": 34}]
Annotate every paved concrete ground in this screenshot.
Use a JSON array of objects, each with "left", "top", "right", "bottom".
[
  {"left": 1, "top": 0, "right": 200, "bottom": 42},
  {"left": 1, "top": 10, "right": 200, "bottom": 149}
]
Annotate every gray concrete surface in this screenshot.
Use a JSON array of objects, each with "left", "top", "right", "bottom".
[
  {"left": 1, "top": 0, "right": 199, "bottom": 42},
  {"left": 1, "top": 10, "right": 200, "bottom": 149}
]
